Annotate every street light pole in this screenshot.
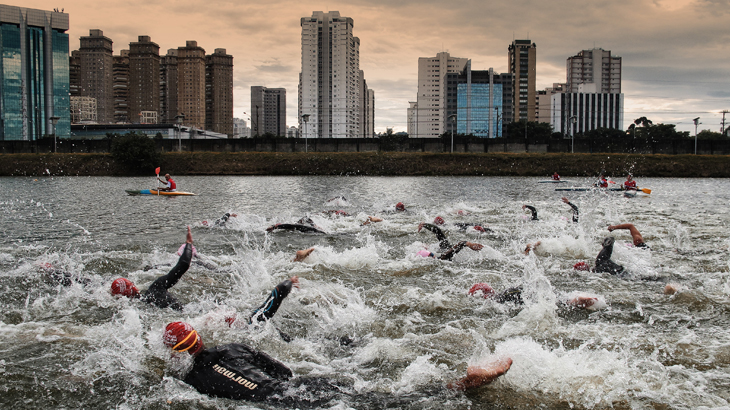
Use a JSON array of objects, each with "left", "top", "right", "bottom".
[
  {"left": 302, "top": 114, "right": 310, "bottom": 153},
  {"left": 569, "top": 115, "right": 577, "bottom": 153},
  {"left": 448, "top": 114, "right": 456, "bottom": 153},
  {"left": 693, "top": 117, "right": 700, "bottom": 154},
  {"left": 50, "top": 116, "right": 60, "bottom": 153}
]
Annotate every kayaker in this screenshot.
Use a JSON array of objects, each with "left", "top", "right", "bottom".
[
  {"left": 158, "top": 174, "right": 177, "bottom": 192},
  {"left": 562, "top": 197, "right": 579, "bottom": 223},
  {"left": 552, "top": 172, "right": 560, "bottom": 180},
  {"left": 594, "top": 174, "right": 609, "bottom": 188},
  {"left": 608, "top": 223, "right": 648, "bottom": 248},
  {"left": 622, "top": 174, "right": 637, "bottom": 191},
  {"left": 161, "top": 322, "right": 511, "bottom": 403}
]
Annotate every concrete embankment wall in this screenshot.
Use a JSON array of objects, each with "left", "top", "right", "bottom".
[{"left": 2, "top": 152, "right": 730, "bottom": 177}]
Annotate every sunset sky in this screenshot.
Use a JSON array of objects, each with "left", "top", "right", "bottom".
[{"left": 27, "top": 0, "right": 729, "bottom": 134}]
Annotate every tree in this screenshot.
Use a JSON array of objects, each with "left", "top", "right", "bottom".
[
  {"left": 634, "top": 117, "right": 653, "bottom": 128},
  {"left": 503, "top": 120, "right": 553, "bottom": 139},
  {"left": 697, "top": 129, "right": 724, "bottom": 140},
  {"left": 583, "top": 127, "right": 627, "bottom": 139},
  {"left": 110, "top": 132, "right": 161, "bottom": 175}
]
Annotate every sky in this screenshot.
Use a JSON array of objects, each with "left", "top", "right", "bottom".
[{"left": 28, "top": 0, "right": 729, "bottom": 134}]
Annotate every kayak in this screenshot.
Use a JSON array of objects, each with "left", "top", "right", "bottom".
[
  {"left": 555, "top": 187, "right": 649, "bottom": 194},
  {"left": 126, "top": 189, "right": 197, "bottom": 196},
  {"left": 538, "top": 180, "right": 571, "bottom": 183}
]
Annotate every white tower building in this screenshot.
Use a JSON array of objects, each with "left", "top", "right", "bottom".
[
  {"left": 414, "top": 52, "right": 469, "bottom": 138},
  {"left": 299, "top": 11, "right": 366, "bottom": 138}
]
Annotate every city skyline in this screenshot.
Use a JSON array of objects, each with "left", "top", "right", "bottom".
[{"left": 22, "top": 0, "right": 730, "bottom": 135}]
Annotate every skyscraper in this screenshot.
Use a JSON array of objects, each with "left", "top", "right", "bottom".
[
  {"left": 78, "top": 29, "right": 114, "bottom": 123},
  {"left": 0, "top": 5, "right": 70, "bottom": 140},
  {"left": 415, "top": 52, "right": 469, "bottom": 138},
  {"left": 299, "top": 11, "right": 368, "bottom": 138},
  {"left": 359, "top": 73, "right": 374, "bottom": 138},
  {"left": 445, "top": 63, "right": 513, "bottom": 138},
  {"left": 251, "top": 86, "right": 286, "bottom": 137},
  {"left": 112, "top": 50, "right": 129, "bottom": 123},
  {"left": 128, "top": 35, "right": 160, "bottom": 124},
  {"left": 177, "top": 41, "right": 206, "bottom": 130},
  {"left": 507, "top": 40, "right": 536, "bottom": 122},
  {"left": 566, "top": 48, "right": 621, "bottom": 93},
  {"left": 205, "top": 48, "right": 233, "bottom": 136},
  {"left": 160, "top": 49, "right": 178, "bottom": 124}
]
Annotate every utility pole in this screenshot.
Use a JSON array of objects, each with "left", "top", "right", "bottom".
[{"left": 721, "top": 110, "right": 728, "bottom": 136}]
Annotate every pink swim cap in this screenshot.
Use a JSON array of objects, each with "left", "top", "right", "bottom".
[
  {"left": 433, "top": 216, "right": 445, "bottom": 225},
  {"left": 417, "top": 249, "right": 433, "bottom": 258},
  {"left": 177, "top": 244, "right": 198, "bottom": 258},
  {"left": 468, "top": 283, "right": 495, "bottom": 298}
]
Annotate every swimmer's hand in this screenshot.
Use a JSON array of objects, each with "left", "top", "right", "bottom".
[{"left": 448, "top": 358, "right": 512, "bottom": 391}]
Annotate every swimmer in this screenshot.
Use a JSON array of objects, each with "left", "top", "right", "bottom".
[
  {"left": 293, "top": 248, "right": 315, "bottom": 262},
  {"left": 608, "top": 223, "right": 648, "bottom": 248},
  {"left": 573, "top": 237, "right": 625, "bottom": 275},
  {"left": 417, "top": 241, "right": 484, "bottom": 261},
  {"left": 418, "top": 222, "right": 452, "bottom": 249},
  {"left": 524, "top": 241, "right": 541, "bottom": 255},
  {"left": 38, "top": 263, "right": 92, "bottom": 287},
  {"left": 664, "top": 283, "right": 681, "bottom": 295},
  {"left": 361, "top": 216, "right": 383, "bottom": 226},
  {"left": 162, "top": 321, "right": 510, "bottom": 402},
  {"left": 468, "top": 283, "right": 523, "bottom": 304},
  {"left": 522, "top": 205, "right": 538, "bottom": 221},
  {"left": 435, "top": 216, "right": 491, "bottom": 233},
  {"left": 110, "top": 226, "right": 194, "bottom": 310},
  {"left": 562, "top": 197, "right": 579, "bottom": 223},
  {"left": 324, "top": 210, "right": 350, "bottom": 216},
  {"left": 395, "top": 202, "right": 406, "bottom": 212},
  {"left": 202, "top": 213, "right": 237, "bottom": 227}
]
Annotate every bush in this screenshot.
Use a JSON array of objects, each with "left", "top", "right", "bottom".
[{"left": 110, "top": 133, "right": 161, "bottom": 175}]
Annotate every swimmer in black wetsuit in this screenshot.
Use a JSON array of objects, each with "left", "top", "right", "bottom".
[
  {"left": 161, "top": 322, "right": 512, "bottom": 403},
  {"left": 522, "top": 205, "right": 538, "bottom": 220},
  {"left": 562, "top": 197, "right": 579, "bottom": 223},
  {"left": 468, "top": 283, "right": 524, "bottom": 304},
  {"left": 110, "top": 226, "right": 194, "bottom": 310},
  {"left": 38, "top": 263, "right": 92, "bottom": 287},
  {"left": 417, "top": 241, "right": 484, "bottom": 261},
  {"left": 203, "top": 213, "right": 237, "bottom": 227},
  {"left": 266, "top": 223, "right": 325, "bottom": 234},
  {"left": 595, "top": 236, "right": 625, "bottom": 275},
  {"left": 608, "top": 223, "right": 648, "bottom": 248},
  {"left": 418, "top": 222, "right": 452, "bottom": 249},
  {"left": 225, "top": 277, "right": 300, "bottom": 342}
]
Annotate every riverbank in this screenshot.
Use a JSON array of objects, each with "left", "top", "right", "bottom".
[{"left": 2, "top": 152, "right": 730, "bottom": 177}]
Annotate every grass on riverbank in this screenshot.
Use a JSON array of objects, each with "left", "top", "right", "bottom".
[{"left": 2, "top": 152, "right": 729, "bottom": 177}]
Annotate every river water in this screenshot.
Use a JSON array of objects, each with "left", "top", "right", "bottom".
[{"left": 1, "top": 176, "right": 729, "bottom": 409}]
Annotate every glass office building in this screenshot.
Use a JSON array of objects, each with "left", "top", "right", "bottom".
[
  {"left": 0, "top": 5, "right": 69, "bottom": 141},
  {"left": 457, "top": 83, "right": 503, "bottom": 138}
]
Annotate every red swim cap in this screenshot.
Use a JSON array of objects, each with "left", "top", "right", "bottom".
[
  {"left": 396, "top": 202, "right": 405, "bottom": 211},
  {"left": 224, "top": 315, "right": 237, "bottom": 327},
  {"left": 434, "top": 216, "right": 445, "bottom": 225},
  {"left": 468, "top": 283, "right": 495, "bottom": 298},
  {"left": 573, "top": 262, "right": 590, "bottom": 271},
  {"left": 163, "top": 322, "right": 203, "bottom": 354},
  {"left": 111, "top": 278, "right": 139, "bottom": 298},
  {"left": 474, "top": 225, "right": 485, "bottom": 232}
]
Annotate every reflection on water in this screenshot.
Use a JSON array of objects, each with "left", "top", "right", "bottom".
[{"left": 1, "top": 176, "right": 730, "bottom": 409}]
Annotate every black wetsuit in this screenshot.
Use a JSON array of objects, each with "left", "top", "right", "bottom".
[
  {"left": 595, "top": 237, "right": 624, "bottom": 275},
  {"left": 182, "top": 343, "right": 344, "bottom": 403},
  {"left": 524, "top": 206, "right": 538, "bottom": 220},
  {"left": 454, "top": 222, "right": 493, "bottom": 233},
  {"left": 142, "top": 243, "right": 192, "bottom": 310},
  {"left": 213, "top": 213, "right": 233, "bottom": 227},
  {"left": 495, "top": 286, "right": 524, "bottom": 304},
  {"left": 564, "top": 201, "right": 579, "bottom": 223},
  {"left": 249, "top": 280, "right": 294, "bottom": 323},
  {"left": 420, "top": 223, "right": 451, "bottom": 249},
  {"left": 46, "top": 269, "right": 92, "bottom": 287},
  {"left": 267, "top": 223, "right": 325, "bottom": 234}
]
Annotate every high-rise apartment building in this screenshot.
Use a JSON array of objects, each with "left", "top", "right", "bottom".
[
  {"left": 299, "top": 11, "right": 368, "bottom": 138},
  {"left": 551, "top": 92, "right": 624, "bottom": 135},
  {"left": 128, "top": 36, "right": 160, "bottom": 124},
  {"left": 78, "top": 29, "right": 114, "bottom": 123},
  {"left": 69, "top": 51, "right": 82, "bottom": 97},
  {"left": 113, "top": 50, "right": 129, "bottom": 123},
  {"left": 177, "top": 41, "right": 206, "bottom": 129},
  {"left": 0, "top": 5, "right": 70, "bottom": 140},
  {"left": 251, "top": 86, "right": 286, "bottom": 137},
  {"left": 445, "top": 63, "right": 513, "bottom": 138},
  {"left": 508, "top": 40, "right": 536, "bottom": 122},
  {"left": 160, "top": 49, "right": 178, "bottom": 124},
  {"left": 205, "top": 48, "right": 233, "bottom": 136},
  {"left": 414, "top": 52, "right": 469, "bottom": 138},
  {"left": 566, "top": 48, "right": 621, "bottom": 93}
]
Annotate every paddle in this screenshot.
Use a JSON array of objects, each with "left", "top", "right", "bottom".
[
  {"left": 155, "top": 167, "right": 160, "bottom": 195},
  {"left": 639, "top": 188, "right": 651, "bottom": 194}
]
